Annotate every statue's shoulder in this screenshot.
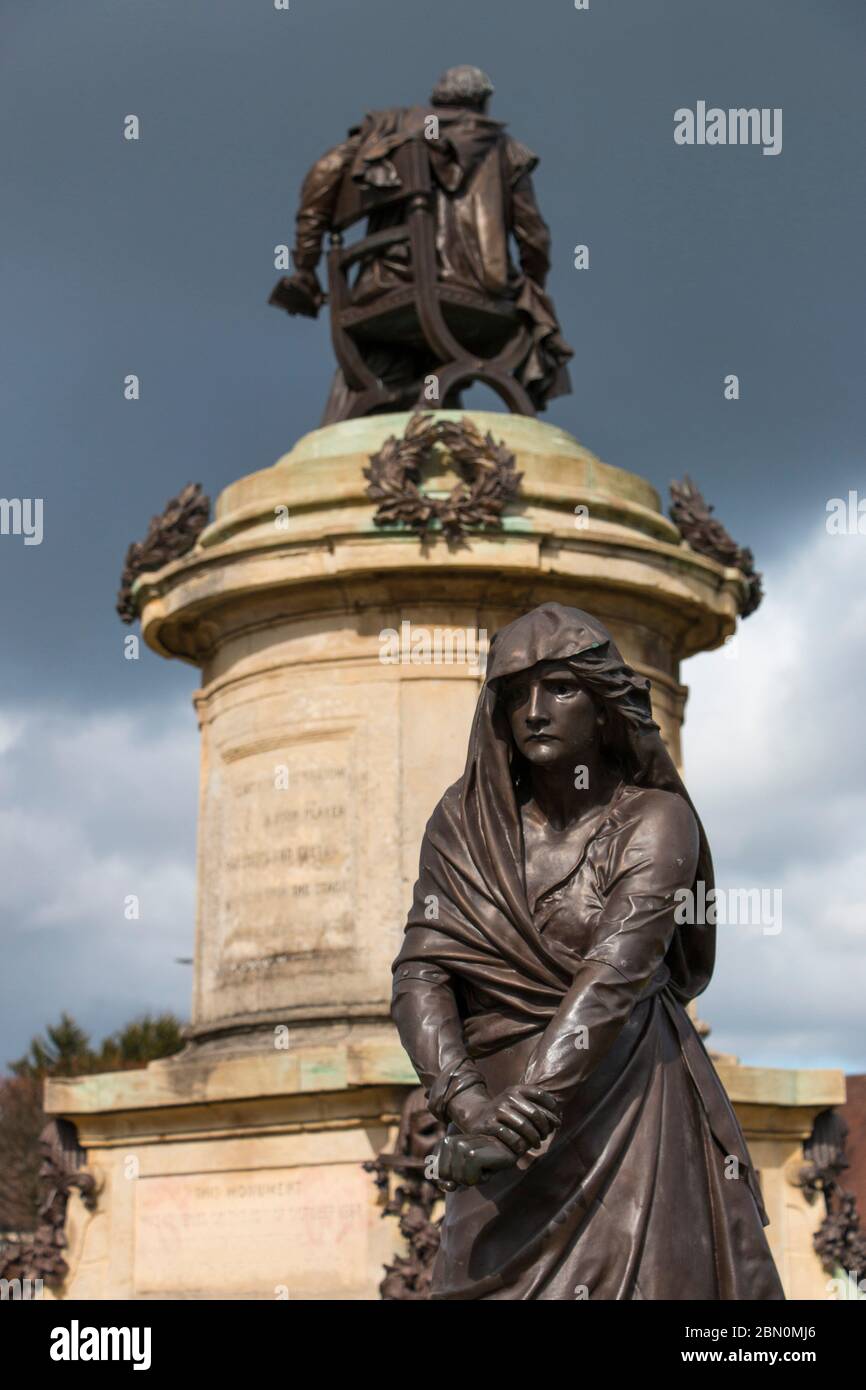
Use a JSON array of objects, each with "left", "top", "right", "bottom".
[{"left": 618, "top": 785, "right": 699, "bottom": 850}]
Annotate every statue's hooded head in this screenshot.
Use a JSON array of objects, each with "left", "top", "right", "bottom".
[
  {"left": 485, "top": 604, "right": 661, "bottom": 787},
  {"left": 431, "top": 65, "right": 494, "bottom": 113},
  {"left": 479, "top": 604, "right": 702, "bottom": 818},
  {"left": 464, "top": 603, "right": 717, "bottom": 1002}
]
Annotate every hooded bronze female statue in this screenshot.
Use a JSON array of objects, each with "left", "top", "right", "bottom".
[{"left": 391, "top": 603, "right": 784, "bottom": 1300}]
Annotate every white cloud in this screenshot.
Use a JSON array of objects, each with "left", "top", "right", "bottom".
[
  {"left": 682, "top": 523, "right": 866, "bottom": 1071},
  {"left": 0, "top": 713, "right": 25, "bottom": 758},
  {"left": 0, "top": 701, "right": 197, "bottom": 1066}
]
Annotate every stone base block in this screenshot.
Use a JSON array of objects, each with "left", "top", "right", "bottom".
[{"left": 45, "top": 1035, "right": 416, "bottom": 1300}]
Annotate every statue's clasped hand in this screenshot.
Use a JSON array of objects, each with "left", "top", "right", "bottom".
[{"left": 434, "top": 1084, "right": 561, "bottom": 1189}]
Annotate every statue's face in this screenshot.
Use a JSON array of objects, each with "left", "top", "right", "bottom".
[{"left": 501, "top": 661, "right": 600, "bottom": 771}]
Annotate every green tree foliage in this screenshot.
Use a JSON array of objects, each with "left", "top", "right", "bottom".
[
  {"left": 96, "top": 1014, "right": 185, "bottom": 1070},
  {"left": 9, "top": 1011, "right": 184, "bottom": 1079},
  {"left": 9, "top": 1012, "right": 95, "bottom": 1079}
]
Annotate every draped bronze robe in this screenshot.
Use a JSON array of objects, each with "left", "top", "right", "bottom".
[{"left": 391, "top": 604, "right": 784, "bottom": 1301}]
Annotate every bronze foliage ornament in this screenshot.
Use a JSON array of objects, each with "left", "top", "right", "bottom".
[
  {"left": 798, "top": 1109, "right": 866, "bottom": 1285},
  {"left": 363, "top": 412, "right": 522, "bottom": 543},
  {"left": 116, "top": 482, "right": 210, "bottom": 624},
  {"left": 669, "top": 474, "right": 763, "bottom": 617},
  {"left": 0, "top": 1120, "right": 96, "bottom": 1294},
  {"left": 363, "top": 1088, "right": 445, "bottom": 1300}
]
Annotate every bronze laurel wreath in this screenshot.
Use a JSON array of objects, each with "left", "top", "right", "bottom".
[
  {"left": 669, "top": 474, "right": 763, "bottom": 618},
  {"left": 363, "top": 413, "right": 522, "bottom": 543}
]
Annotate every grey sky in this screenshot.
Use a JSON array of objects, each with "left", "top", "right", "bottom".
[{"left": 1, "top": 0, "right": 864, "bottom": 1068}]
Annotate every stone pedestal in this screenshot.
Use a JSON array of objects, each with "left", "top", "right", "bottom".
[
  {"left": 44, "top": 1047, "right": 843, "bottom": 1301},
  {"left": 716, "top": 1064, "right": 846, "bottom": 1299},
  {"left": 43, "top": 412, "right": 843, "bottom": 1299}
]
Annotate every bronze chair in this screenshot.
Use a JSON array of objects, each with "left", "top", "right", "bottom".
[{"left": 326, "top": 138, "right": 536, "bottom": 418}]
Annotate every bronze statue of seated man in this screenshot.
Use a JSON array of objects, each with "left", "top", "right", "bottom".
[{"left": 270, "top": 66, "right": 573, "bottom": 423}]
